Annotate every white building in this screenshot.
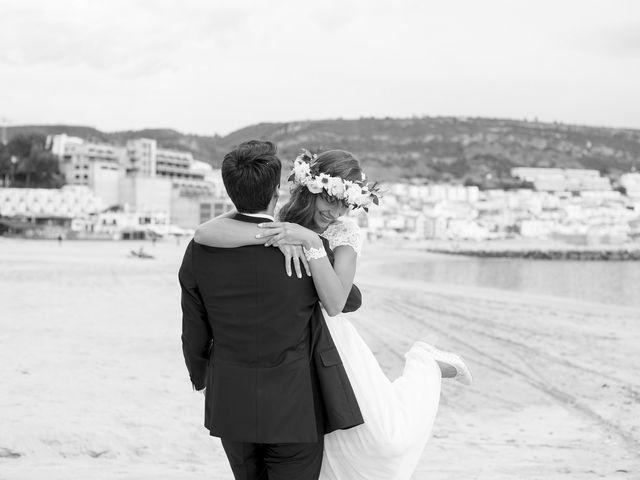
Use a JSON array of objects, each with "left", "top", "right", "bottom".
[
  {"left": 519, "top": 219, "right": 553, "bottom": 237},
  {"left": 446, "top": 218, "right": 491, "bottom": 240},
  {"left": 511, "top": 167, "right": 612, "bottom": 192},
  {"left": 125, "top": 138, "right": 158, "bottom": 178},
  {"left": 45, "top": 134, "right": 227, "bottom": 229},
  {"left": 385, "top": 182, "right": 480, "bottom": 203},
  {"left": 52, "top": 139, "right": 126, "bottom": 208},
  {"left": 46, "top": 134, "right": 83, "bottom": 158},
  {"left": 123, "top": 138, "right": 224, "bottom": 228},
  {"left": 119, "top": 176, "right": 173, "bottom": 213},
  {"left": 620, "top": 173, "right": 640, "bottom": 198},
  {"left": 0, "top": 186, "right": 103, "bottom": 218},
  {"left": 85, "top": 209, "right": 172, "bottom": 239},
  {"left": 125, "top": 138, "right": 206, "bottom": 182}
]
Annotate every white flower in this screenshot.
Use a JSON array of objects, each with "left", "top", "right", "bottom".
[
  {"left": 306, "top": 177, "right": 324, "bottom": 194},
  {"left": 358, "top": 196, "right": 373, "bottom": 208},
  {"left": 344, "top": 182, "right": 363, "bottom": 204},
  {"left": 293, "top": 160, "right": 311, "bottom": 183},
  {"left": 289, "top": 149, "right": 378, "bottom": 210},
  {"left": 327, "top": 177, "right": 345, "bottom": 197},
  {"left": 316, "top": 173, "right": 332, "bottom": 189}
]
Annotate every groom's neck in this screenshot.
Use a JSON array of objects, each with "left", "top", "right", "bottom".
[
  {"left": 240, "top": 206, "right": 275, "bottom": 217},
  {"left": 239, "top": 195, "right": 277, "bottom": 217}
]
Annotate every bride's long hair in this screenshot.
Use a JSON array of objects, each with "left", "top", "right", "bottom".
[{"left": 278, "top": 149, "right": 363, "bottom": 230}]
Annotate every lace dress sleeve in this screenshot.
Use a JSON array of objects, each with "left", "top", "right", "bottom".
[{"left": 321, "top": 219, "right": 364, "bottom": 256}]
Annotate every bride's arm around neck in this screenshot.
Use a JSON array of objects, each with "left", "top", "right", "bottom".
[
  {"left": 193, "top": 213, "right": 362, "bottom": 316},
  {"left": 194, "top": 210, "right": 266, "bottom": 248}
]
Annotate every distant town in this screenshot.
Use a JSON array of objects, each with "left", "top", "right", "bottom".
[{"left": 1, "top": 133, "right": 640, "bottom": 249}]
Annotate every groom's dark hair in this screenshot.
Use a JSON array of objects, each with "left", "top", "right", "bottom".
[{"left": 222, "top": 140, "right": 281, "bottom": 214}]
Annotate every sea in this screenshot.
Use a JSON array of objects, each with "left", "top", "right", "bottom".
[
  {"left": 2, "top": 237, "right": 638, "bottom": 310},
  {"left": 392, "top": 253, "right": 640, "bottom": 309}
]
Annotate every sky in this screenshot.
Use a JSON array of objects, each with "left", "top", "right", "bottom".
[{"left": 2, "top": 0, "right": 640, "bottom": 136}]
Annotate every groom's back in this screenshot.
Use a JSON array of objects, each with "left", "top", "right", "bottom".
[
  {"left": 191, "top": 240, "right": 317, "bottom": 366},
  {"left": 180, "top": 140, "right": 328, "bottom": 477},
  {"left": 182, "top": 232, "right": 322, "bottom": 444}
]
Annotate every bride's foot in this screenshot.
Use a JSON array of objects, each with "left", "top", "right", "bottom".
[{"left": 416, "top": 341, "right": 473, "bottom": 386}]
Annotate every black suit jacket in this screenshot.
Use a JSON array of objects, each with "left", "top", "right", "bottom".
[{"left": 179, "top": 214, "right": 363, "bottom": 443}]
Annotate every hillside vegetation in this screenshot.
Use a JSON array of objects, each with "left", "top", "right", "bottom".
[{"left": 8, "top": 117, "right": 640, "bottom": 185}]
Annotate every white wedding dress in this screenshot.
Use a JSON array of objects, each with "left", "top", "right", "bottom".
[{"left": 318, "top": 220, "right": 442, "bottom": 480}]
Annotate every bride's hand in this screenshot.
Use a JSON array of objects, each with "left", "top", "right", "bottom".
[
  {"left": 278, "top": 245, "right": 311, "bottom": 278},
  {"left": 256, "top": 222, "right": 320, "bottom": 249}
]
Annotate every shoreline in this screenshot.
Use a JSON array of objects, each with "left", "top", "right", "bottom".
[
  {"left": 5, "top": 234, "right": 640, "bottom": 260},
  {"left": 425, "top": 246, "right": 640, "bottom": 260},
  {"left": 369, "top": 238, "right": 640, "bottom": 261}
]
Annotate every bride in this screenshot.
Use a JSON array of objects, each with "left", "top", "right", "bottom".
[{"left": 195, "top": 149, "right": 472, "bottom": 480}]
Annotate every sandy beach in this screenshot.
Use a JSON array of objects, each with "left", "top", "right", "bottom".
[{"left": 0, "top": 238, "right": 638, "bottom": 479}]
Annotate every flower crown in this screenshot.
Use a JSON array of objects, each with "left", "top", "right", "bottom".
[{"left": 287, "top": 149, "right": 381, "bottom": 211}]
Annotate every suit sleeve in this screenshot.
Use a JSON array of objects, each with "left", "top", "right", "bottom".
[
  {"left": 179, "top": 241, "right": 212, "bottom": 390},
  {"left": 342, "top": 283, "right": 362, "bottom": 313}
]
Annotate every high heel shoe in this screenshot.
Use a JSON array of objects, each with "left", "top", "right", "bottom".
[{"left": 416, "top": 341, "right": 473, "bottom": 386}]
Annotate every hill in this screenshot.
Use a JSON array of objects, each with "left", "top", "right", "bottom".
[{"left": 7, "top": 117, "right": 640, "bottom": 184}]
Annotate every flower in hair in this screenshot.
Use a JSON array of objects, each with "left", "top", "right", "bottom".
[
  {"left": 327, "top": 177, "right": 346, "bottom": 197},
  {"left": 287, "top": 149, "right": 382, "bottom": 211},
  {"left": 293, "top": 160, "right": 311, "bottom": 183},
  {"left": 305, "top": 176, "right": 324, "bottom": 194}
]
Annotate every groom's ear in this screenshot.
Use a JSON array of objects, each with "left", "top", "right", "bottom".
[{"left": 274, "top": 184, "right": 281, "bottom": 198}]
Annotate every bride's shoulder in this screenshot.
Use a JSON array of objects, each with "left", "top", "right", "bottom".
[
  {"left": 323, "top": 218, "right": 364, "bottom": 256},
  {"left": 324, "top": 217, "right": 361, "bottom": 236}
]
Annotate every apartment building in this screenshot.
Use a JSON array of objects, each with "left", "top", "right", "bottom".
[
  {"left": 511, "top": 167, "right": 612, "bottom": 192},
  {"left": 45, "top": 134, "right": 226, "bottom": 229}
]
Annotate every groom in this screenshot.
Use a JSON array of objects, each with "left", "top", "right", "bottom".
[{"left": 179, "top": 140, "right": 363, "bottom": 479}]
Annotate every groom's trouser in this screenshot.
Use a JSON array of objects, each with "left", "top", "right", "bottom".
[{"left": 221, "top": 437, "right": 324, "bottom": 480}]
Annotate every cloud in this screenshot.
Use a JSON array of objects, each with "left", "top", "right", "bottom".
[
  {"left": 595, "top": 22, "right": 640, "bottom": 56},
  {"left": 2, "top": 0, "right": 640, "bottom": 133},
  {"left": 0, "top": 0, "right": 250, "bottom": 76}
]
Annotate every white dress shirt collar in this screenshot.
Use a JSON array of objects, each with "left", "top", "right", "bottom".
[{"left": 240, "top": 212, "right": 275, "bottom": 221}]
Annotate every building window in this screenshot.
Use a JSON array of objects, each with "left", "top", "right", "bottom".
[{"left": 200, "top": 203, "right": 212, "bottom": 224}]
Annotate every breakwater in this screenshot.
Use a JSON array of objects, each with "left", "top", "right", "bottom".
[{"left": 426, "top": 247, "right": 640, "bottom": 261}]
